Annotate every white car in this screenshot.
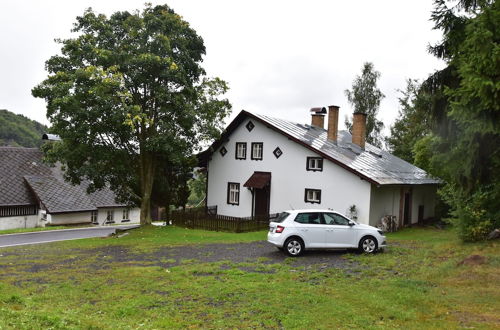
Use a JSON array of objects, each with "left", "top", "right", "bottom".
[{"left": 267, "top": 209, "right": 387, "bottom": 256}]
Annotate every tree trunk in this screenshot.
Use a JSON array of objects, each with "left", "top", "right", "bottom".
[{"left": 140, "top": 151, "right": 155, "bottom": 225}]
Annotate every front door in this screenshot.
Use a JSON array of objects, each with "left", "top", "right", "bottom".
[{"left": 254, "top": 187, "right": 270, "bottom": 217}]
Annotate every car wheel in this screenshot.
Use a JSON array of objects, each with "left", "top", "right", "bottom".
[
  {"left": 284, "top": 237, "right": 304, "bottom": 257},
  {"left": 359, "top": 236, "right": 378, "bottom": 254}
]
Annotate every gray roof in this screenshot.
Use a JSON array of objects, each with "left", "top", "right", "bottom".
[
  {"left": 0, "top": 146, "right": 126, "bottom": 211},
  {"left": 243, "top": 111, "right": 440, "bottom": 185},
  {"left": 0, "top": 147, "right": 52, "bottom": 206},
  {"left": 24, "top": 176, "right": 96, "bottom": 213}
]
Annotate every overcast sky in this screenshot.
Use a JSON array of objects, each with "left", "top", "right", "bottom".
[{"left": 0, "top": 0, "right": 445, "bottom": 133}]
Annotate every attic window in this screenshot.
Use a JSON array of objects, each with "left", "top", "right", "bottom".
[
  {"left": 219, "top": 146, "right": 227, "bottom": 157},
  {"left": 273, "top": 147, "right": 283, "bottom": 159},
  {"left": 369, "top": 150, "right": 382, "bottom": 158},
  {"left": 306, "top": 157, "right": 323, "bottom": 171},
  {"left": 251, "top": 143, "right": 263, "bottom": 160},
  {"left": 246, "top": 121, "right": 255, "bottom": 132}
]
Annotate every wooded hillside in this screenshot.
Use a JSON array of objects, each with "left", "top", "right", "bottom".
[{"left": 0, "top": 109, "right": 48, "bottom": 148}]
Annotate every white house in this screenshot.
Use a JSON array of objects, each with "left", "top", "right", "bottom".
[
  {"left": 0, "top": 147, "right": 140, "bottom": 230},
  {"left": 199, "top": 106, "right": 441, "bottom": 227}
]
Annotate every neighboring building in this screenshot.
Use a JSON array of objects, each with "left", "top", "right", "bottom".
[
  {"left": 0, "top": 147, "right": 140, "bottom": 230},
  {"left": 199, "top": 106, "right": 441, "bottom": 227}
]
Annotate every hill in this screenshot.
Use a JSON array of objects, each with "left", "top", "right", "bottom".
[{"left": 0, "top": 109, "right": 48, "bottom": 148}]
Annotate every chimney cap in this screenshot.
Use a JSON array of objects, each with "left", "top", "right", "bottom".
[
  {"left": 353, "top": 111, "right": 367, "bottom": 117},
  {"left": 328, "top": 105, "right": 340, "bottom": 109},
  {"left": 310, "top": 107, "right": 327, "bottom": 115}
]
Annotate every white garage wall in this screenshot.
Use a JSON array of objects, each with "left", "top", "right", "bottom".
[
  {"left": 0, "top": 214, "right": 41, "bottom": 230},
  {"left": 411, "top": 185, "right": 437, "bottom": 223},
  {"left": 369, "top": 185, "right": 401, "bottom": 227},
  {"left": 207, "top": 118, "right": 372, "bottom": 224},
  {"left": 49, "top": 212, "right": 92, "bottom": 225}
]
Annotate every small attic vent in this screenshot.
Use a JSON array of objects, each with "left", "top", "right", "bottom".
[
  {"left": 297, "top": 124, "right": 309, "bottom": 130},
  {"left": 341, "top": 146, "right": 361, "bottom": 155},
  {"left": 369, "top": 150, "right": 383, "bottom": 158}
]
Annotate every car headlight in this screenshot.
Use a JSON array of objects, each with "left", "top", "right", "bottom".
[{"left": 377, "top": 230, "right": 384, "bottom": 236}]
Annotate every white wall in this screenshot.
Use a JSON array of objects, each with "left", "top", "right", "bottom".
[
  {"left": 48, "top": 212, "right": 92, "bottom": 225},
  {"left": 411, "top": 185, "right": 437, "bottom": 223},
  {"left": 96, "top": 207, "right": 140, "bottom": 225},
  {"left": 0, "top": 214, "right": 41, "bottom": 230},
  {"left": 369, "top": 184, "right": 437, "bottom": 226},
  {"left": 369, "top": 185, "right": 401, "bottom": 227},
  {"left": 207, "top": 118, "right": 373, "bottom": 223}
]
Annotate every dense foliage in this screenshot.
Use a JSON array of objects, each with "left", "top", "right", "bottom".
[
  {"left": 0, "top": 109, "right": 48, "bottom": 148},
  {"left": 388, "top": 0, "right": 499, "bottom": 241},
  {"left": 344, "top": 62, "right": 385, "bottom": 148},
  {"left": 32, "top": 4, "right": 231, "bottom": 224}
]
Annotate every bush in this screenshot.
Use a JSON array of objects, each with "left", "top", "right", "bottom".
[{"left": 441, "top": 184, "right": 500, "bottom": 241}]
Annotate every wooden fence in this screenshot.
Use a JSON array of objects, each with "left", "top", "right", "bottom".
[{"left": 170, "top": 206, "right": 278, "bottom": 233}]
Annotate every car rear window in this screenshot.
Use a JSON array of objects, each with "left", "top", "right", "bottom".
[
  {"left": 273, "top": 212, "right": 290, "bottom": 223},
  {"left": 294, "top": 212, "right": 322, "bottom": 224}
]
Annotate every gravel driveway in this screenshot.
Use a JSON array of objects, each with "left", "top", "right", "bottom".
[{"left": 0, "top": 240, "right": 357, "bottom": 277}]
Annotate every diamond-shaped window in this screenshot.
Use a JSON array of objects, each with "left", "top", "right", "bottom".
[
  {"left": 246, "top": 121, "right": 255, "bottom": 132},
  {"left": 219, "top": 146, "right": 227, "bottom": 157},
  {"left": 273, "top": 147, "right": 283, "bottom": 159}
]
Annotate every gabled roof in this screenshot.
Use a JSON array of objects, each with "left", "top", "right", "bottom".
[
  {"left": 0, "top": 146, "right": 127, "bottom": 211},
  {"left": 24, "top": 176, "right": 96, "bottom": 213},
  {"left": 0, "top": 147, "right": 52, "bottom": 206},
  {"left": 201, "top": 110, "right": 441, "bottom": 186}
]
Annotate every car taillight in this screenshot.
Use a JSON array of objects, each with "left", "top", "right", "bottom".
[{"left": 275, "top": 225, "right": 285, "bottom": 233}]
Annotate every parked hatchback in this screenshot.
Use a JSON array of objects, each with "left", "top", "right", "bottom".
[{"left": 267, "top": 210, "right": 386, "bottom": 256}]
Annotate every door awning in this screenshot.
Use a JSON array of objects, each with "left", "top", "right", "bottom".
[{"left": 243, "top": 172, "right": 271, "bottom": 189}]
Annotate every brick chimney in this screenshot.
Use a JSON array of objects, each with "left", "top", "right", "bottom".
[
  {"left": 310, "top": 107, "right": 326, "bottom": 128},
  {"left": 352, "top": 112, "right": 367, "bottom": 149},
  {"left": 327, "top": 105, "right": 339, "bottom": 142}
]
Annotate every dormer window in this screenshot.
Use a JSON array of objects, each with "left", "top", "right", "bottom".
[
  {"left": 235, "top": 142, "right": 247, "bottom": 160},
  {"left": 251, "top": 142, "right": 263, "bottom": 160},
  {"left": 306, "top": 157, "right": 323, "bottom": 171}
]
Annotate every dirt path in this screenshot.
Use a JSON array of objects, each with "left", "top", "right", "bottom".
[{"left": 0, "top": 241, "right": 357, "bottom": 278}]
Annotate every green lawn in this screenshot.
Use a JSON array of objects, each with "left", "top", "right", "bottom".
[
  {"left": 0, "top": 226, "right": 72, "bottom": 235},
  {"left": 0, "top": 226, "right": 498, "bottom": 329}
]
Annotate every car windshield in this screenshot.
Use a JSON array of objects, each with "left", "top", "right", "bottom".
[{"left": 273, "top": 212, "right": 290, "bottom": 223}]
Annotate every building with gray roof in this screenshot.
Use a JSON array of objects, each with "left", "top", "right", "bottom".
[
  {"left": 200, "top": 107, "right": 441, "bottom": 227},
  {"left": 0, "top": 147, "right": 139, "bottom": 230}
]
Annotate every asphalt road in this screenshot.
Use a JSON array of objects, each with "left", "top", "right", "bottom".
[{"left": 0, "top": 225, "right": 139, "bottom": 248}]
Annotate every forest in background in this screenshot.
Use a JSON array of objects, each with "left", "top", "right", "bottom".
[{"left": 0, "top": 109, "right": 47, "bottom": 148}]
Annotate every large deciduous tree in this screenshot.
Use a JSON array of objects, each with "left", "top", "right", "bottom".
[
  {"left": 344, "top": 62, "right": 385, "bottom": 148},
  {"left": 32, "top": 4, "right": 231, "bottom": 225}
]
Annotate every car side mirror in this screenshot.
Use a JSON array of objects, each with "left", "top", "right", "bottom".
[{"left": 348, "top": 221, "right": 355, "bottom": 227}]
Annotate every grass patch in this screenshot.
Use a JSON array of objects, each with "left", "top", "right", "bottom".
[
  {"left": 0, "top": 226, "right": 498, "bottom": 328},
  {"left": 0, "top": 226, "right": 72, "bottom": 235}
]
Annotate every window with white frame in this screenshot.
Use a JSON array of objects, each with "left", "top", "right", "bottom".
[
  {"left": 251, "top": 142, "right": 263, "bottom": 160},
  {"left": 306, "top": 157, "right": 323, "bottom": 171},
  {"left": 91, "top": 210, "right": 98, "bottom": 223},
  {"left": 122, "top": 209, "right": 130, "bottom": 221},
  {"left": 106, "top": 210, "right": 114, "bottom": 223},
  {"left": 227, "top": 182, "right": 240, "bottom": 205},
  {"left": 304, "top": 189, "right": 321, "bottom": 204},
  {"left": 235, "top": 142, "right": 247, "bottom": 160}
]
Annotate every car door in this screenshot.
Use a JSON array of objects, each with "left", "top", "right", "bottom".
[
  {"left": 322, "top": 213, "right": 357, "bottom": 248},
  {"left": 293, "top": 212, "right": 327, "bottom": 248}
]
